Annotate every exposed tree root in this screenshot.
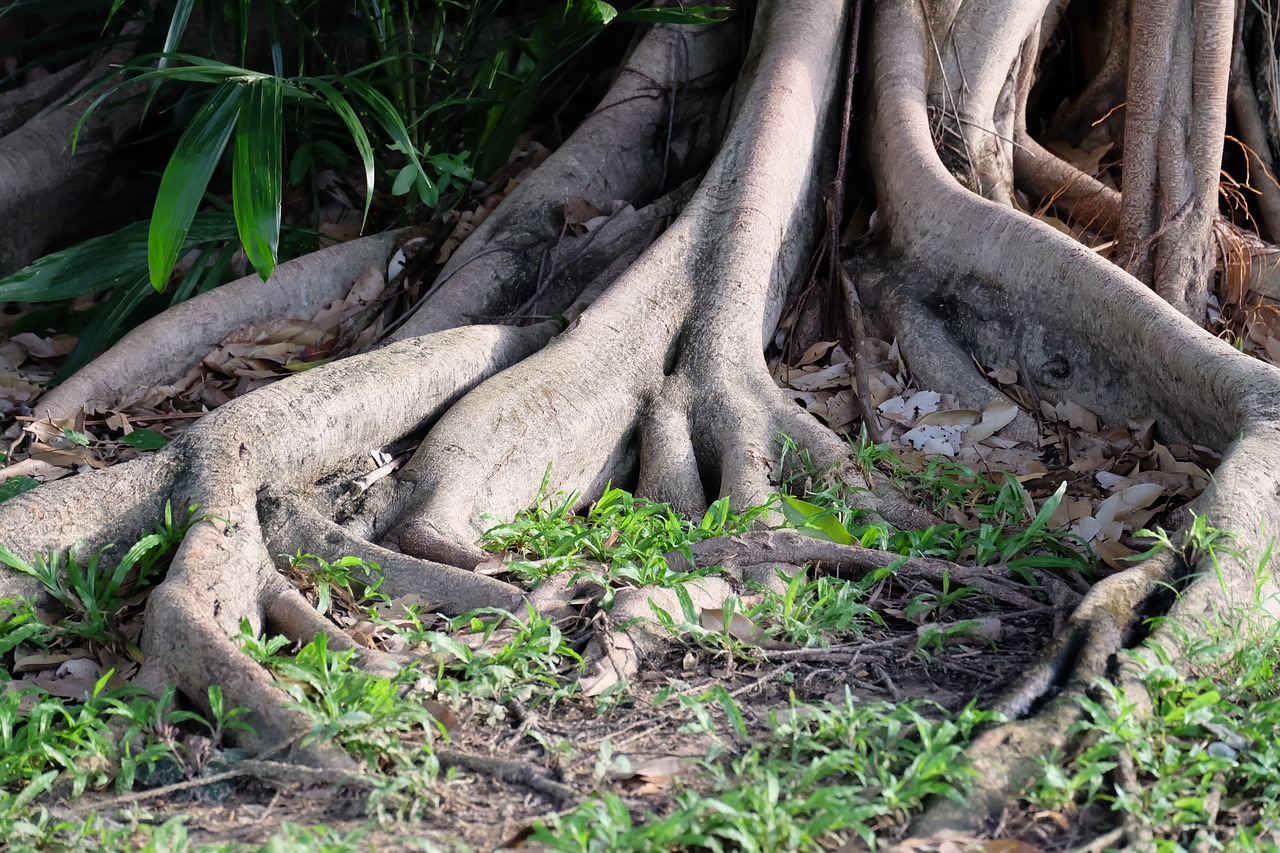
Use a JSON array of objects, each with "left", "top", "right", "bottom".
[
  {"left": 0, "top": 20, "right": 147, "bottom": 276},
  {"left": 4, "top": 324, "right": 550, "bottom": 760},
  {"left": 869, "top": 0, "right": 1280, "bottom": 836},
  {"left": 7, "top": 0, "right": 1280, "bottom": 841},
  {"left": 392, "top": 20, "right": 740, "bottom": 340},
  {"left": 34, "top": 231, "right": 402, "bottom": 421}
]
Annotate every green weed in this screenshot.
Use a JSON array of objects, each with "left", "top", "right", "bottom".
[
  {"left": 1021, "top": 627, "right": 1280, "bottom": 848},
  {"left": 0, "top": 502, "right": 206, "bottom": 653},
  {"left": 531, "top": 691, "right": 1000, "bottom": 851},
  {"left": 285, "top": 551, "right": 388, "bottom": 617},
  {"left": 483, "top": 476, "right": 769, "bottom": 593}
]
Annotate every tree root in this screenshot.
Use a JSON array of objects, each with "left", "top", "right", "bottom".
[
  {"left": 34, "top": 230, "right": 403, "bottom": 421},
  {"left": 3, "top": 325, "right": 550, "bottom": 761},
  {"left": 9, "top": 1, "right": 1279, "bottom": 841},
  {"left": 578, "top": 526, "right": 1080, "bottom": 696},
  {"left": 388, "top": 0, "right": 857, "bottom": 563},
  {"left": 0, "top": 20, "right": 146, "bottom": 275},
  {"left": 392, "top": 20, "right": 740, "bottom": 340},
  {"left": 870, "top": 0, "right": 1280, "bottom": 836}
]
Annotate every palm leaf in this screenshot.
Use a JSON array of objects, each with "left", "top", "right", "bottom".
[
  {"left": 305, "top": 79, "right": 377, "bottom": 225},
  {"left": 0, "top": 213, "right": 239, "bottom": 302},
  {"left": 149, "top": 80, "right": 243, "bottom": 289},
  {"left": 342, "top": 76, "right": 427, "bottom": 186},
  {"left": 232, "top": 77, "right": 284, "bottom": 280},
  {"left": 157, "top": 0, "right": 197, "bottom": 70}
]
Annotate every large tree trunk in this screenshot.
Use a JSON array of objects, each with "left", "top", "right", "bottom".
[{"left": 3, "top": 0, "right": 1279, "bottom": 840}]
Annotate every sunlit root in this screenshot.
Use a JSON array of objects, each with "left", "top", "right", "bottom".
[
  {"left": 0, "top": 325, "right": 549, "bottom": 758},
  {"left": 35, "top": 231, "right": 402, "bottom": 420},
  {"left": 390, "top": 0, "right": 852, "bottom": 563},
  {"left": 870, "top": 0, "right": 1280, "bottom": 835}
]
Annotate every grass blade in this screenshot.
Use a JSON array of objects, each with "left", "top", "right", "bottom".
[
  {"left": 157, "top": 0, "right": 196, "bottom": 70},
  {"left": 232, "top": 77, "right": 284, "bottom": 280},
  {"left": 149, "top": 80, "right": 243, "bottom": 289},
  {"left": 305, "top": 79, "right": 376, "bottom": 225},
  {"left": 0, "top": 213, "right": 239, "bottom": 302}
]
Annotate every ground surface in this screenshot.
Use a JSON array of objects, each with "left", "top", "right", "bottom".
[{"left": 0, "top": 259, "right": 1229, "bottom": 850}]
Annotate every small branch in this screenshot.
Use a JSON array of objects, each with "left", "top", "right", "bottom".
[{"left": 437, "top": 747, "right": 578, "bottom": 805}]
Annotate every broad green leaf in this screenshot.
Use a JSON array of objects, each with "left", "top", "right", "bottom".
[
  {"left": 579, "top": 1, "right": 618, "bottom": 24},
  {"left": 149, "top": 81, "right": 244, "bottom": 289},
  {"left": 61, "top": 427, "right": 90, "bottom": 446},
  {"left": 0, "top": 213, "right": 239, "bottom": 303},
  {"left": 1184, "top": 689, "right": 1222, "bottom": 712},
  {"left": 306, "top": 79, "right": 376, "bottom": 225},
  {"left": 121, "top": 429, "right": 169, "bottom": 450},
  {"left": 391, "top": 164, "right": 418, "bottom": 197},
  {"left": 0, "top": 476, "right": 39, "bottom": 505},
  {"left": 781, "top": 495, "right": 853, "bottom": 545},
  {"left": 232, "top": 77, "right": 284, "bottom": 281}
]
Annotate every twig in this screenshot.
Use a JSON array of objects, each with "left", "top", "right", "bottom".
[
  {"left": 76, "top": 735, "right": 332, "bottom": 813},
  {"left": 436, "top": 747, "right": 577, "bottom": 805}
]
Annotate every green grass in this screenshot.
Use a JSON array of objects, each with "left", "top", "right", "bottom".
[
  {"left": 481, "top": 474, "right": 772, "bottom": 595},
  {"left": 1021, "top": 627, "right": 1280, "bottom": 850},
  {"left": 530, "top": 690, "right": 999, "bottom": 852},
  {"left": 785, "top": 436, "right": 1094, "bottom": 579},
  {"left": 0, "top": 443, "right": 1125, "bottom": 850}
]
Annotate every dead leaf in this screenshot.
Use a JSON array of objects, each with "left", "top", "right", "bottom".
[
  {"left": 563, "top": 196, "right": 605, "bottom": 236},
  {"left": 699, "top": 608, "right": 764, "bottom": 644}
]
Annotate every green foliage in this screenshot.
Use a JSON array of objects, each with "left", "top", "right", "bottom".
[
  {"left": 786, "top": 436, "right": 1094, "bottom": 579},
  {"left": 0, "top": 673, "right": 242, "bottom": 799},
  {"left": 748, "top": 572, "right": 883, "bottom": 647},
  {"left": 286, "top": 551, "right": 387, "bottom": 616},
  {"left": 74, "top": 0, "right": 728, "bottom": 288},
  {"left": 236, "top": 628, "right": 448, "bottom": 819},
  {"left": 483, "top": 475, "right": 769, "bottom": 593},
  {"left": 0, "top": 502, "right": 204, "bottom": 651},
  {"left": 531, "top": 691, "right": 999, "bottom": 851},
  {"left": 0, "top": 475, "right": 39, "bottom": 505},
  {"left": 409, "top": 605, "right": 582, "bottom": 707},
  {"left": 1022, "top": 628, "right": 1280, "bottom": 848},
  {"left": 0, "top": 210, "right": 281, "bottom": 378}
]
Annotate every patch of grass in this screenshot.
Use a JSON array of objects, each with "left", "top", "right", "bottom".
[
  {"left": 786, "top": 436, "right": 1094, "bottom": 579},
  {"left": 405, "top": 605, "right": 583, "bottom": 708},
  {"left": 482, "top": 474, "right": 770, "bottom": 591},
  {"left": 238, "top": 629, "right": 446, "bottom": 820},
  {"left": 0, "top": 672, "right": 246, "bottom": 798},
  {"left": 1021, "top": 627, "right": 1280, "bottom": 849},
  {"left": 0, "top": 502, "right": 208, "bottom": 654},
  {"left": 530, "top": 690, "right": 1000, "bottom": 851},
  {"left": 284, "top": 551, "right": 388, "bottom": 617},
  {"left": 747, "top": 572, "right": 884, "bottom": 647}
]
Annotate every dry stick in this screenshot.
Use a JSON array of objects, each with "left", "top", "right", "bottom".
[
  {"left": 840, "top": 269, "right": 882, "bottom": 442},
  {"left": 436, "top": 747, "right": 577, "bottom": 805},
  {"left": 84, "top": 744, "right": 576, "bottom": 812},
  {"left": 829, "top": 0, "right": 883, "bottom": 443},
  {"left": 77, "top": 736, "right": 314, "bottom": 813}
]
